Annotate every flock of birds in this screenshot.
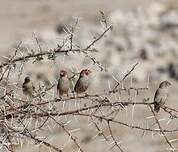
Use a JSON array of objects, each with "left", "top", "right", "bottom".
[
  {"left": 22, "top": 69, "right": 91, "bottom": 97},
  {"left": 22, "top": 68, "right": 171, "bottom": 113}
]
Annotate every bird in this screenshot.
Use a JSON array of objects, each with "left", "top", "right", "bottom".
[
  {"left": 57, "top": 70, "right": 70, "bottom": 97},
  {"left": 22, "top": 76, "right": 35, "bottom": 98},
  {"left": 74, "top": 69, "right": 91, "bottom": 94},
  {"left": 154, "top": 80, "right": 171, "bottom": 113}
]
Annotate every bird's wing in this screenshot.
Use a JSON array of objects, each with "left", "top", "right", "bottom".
[
  {"left": 57, "top": 79, "right": 60, "bottom": 91},
  {"left": 74, "top": 79, "right": 80, "bottom": 92},
  {"left": 154, "top": 88, "right": 168, "bottom": 104},
  {"left": 154, "top": 89, "right": 162, "bottom": 103},
  {"left": 22, "top": 83, "right": 25, "bottom": 90}
]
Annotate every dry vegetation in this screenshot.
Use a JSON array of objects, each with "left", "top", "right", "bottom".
[{"left": 0, "top": 3, "right": 178, "bottom": 152}]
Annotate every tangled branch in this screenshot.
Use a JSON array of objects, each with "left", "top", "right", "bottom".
[{"left": 0, "top": 16, "right": 177, "bottom": 152}]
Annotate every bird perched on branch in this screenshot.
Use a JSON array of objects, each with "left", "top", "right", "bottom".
[
  {"left": 57, "top": 70, "right": 70, "bottom": 97},
  {"left": 154, "top": 80, "right": 171, "bottom": 113},
  {"left": 74, "top": 69, "right": 91, "bottom": 94},
  {"left": 22, "top": 76, "right": 35, "bottom": 98}
]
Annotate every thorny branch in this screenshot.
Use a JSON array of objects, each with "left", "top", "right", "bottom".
[
  {"left": 107, "top": 121, "right": 125, "bottom": 152},
  {"left": 0, "top": 17, "right": 177, "bottom": 152},
  {"left": 0, "top": 48, "right": 97, "bottom": 70},
  {"left": 112, "top": 62, "right": 139, "bottom": 92},
  {"left": 149, "top": 105, "right": 175, "bottom": 151}
]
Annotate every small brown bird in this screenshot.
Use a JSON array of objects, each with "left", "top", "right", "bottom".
[
  {"left": 22, "top": 76, "right": 35, "bottom": 98},
  {"left": 57, "top": 70, "right": 70, "bottom": 97},
  {"left": 74, "top": 69, "right": 91, "bottom": 94},
  {"left": 154, "top": 80, "right": 171, "bottom": 113}
]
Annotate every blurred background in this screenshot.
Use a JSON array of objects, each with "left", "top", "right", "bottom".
[
  {"left": 1, "top": 0, "right": 178, "bottom": 82},
  {"left": 1, "top": 0, "right": 178, "bottom": 152},
  {"left": 0, "top": 0, "right": 153, "bottom": 53}
]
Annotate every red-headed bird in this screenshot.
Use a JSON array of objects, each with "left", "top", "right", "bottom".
[{"left": 74, "top": 69, "right": 91, "bottom": 94}]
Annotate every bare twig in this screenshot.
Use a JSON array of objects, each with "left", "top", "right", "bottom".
[
  {"left": 84, "top": 25, "right": 112, "bottom": 50},
  {"left": 107, "top": 121, "right": 125, "bottom": 152},
  {"left": 149, "top": 105, "right": 175, "bottom": 151},
  {"left": 112, "top": 62, "right": 139, "bottom": 92}
]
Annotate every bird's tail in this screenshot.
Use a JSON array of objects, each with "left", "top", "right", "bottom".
[{"left": 154, "top": 102, "right": 160, "bottom": 113}]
